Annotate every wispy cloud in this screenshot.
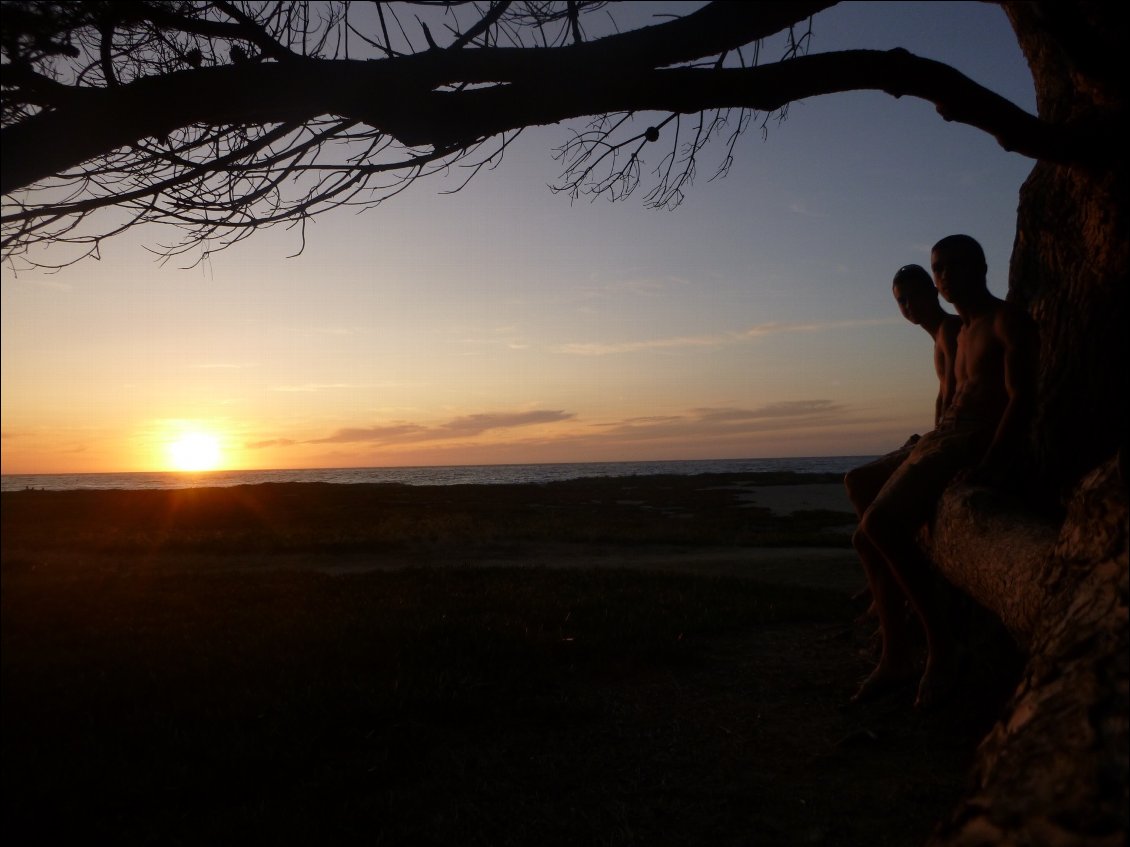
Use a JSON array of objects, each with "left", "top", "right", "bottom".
[
  {"left": 271, "top": 383, "right": 361, "bottom": 393},
  {"left": 573, "top": 272, "right": 688, "bottom": 303},
  {"left": 558, "top": 318, "right": 898, "bottom": 356},
  {"left": 433, "top": 411, "right": 574, "bottom": 437},
  {"left": 192, "top": 362, "right": 259, "bottom": 370},
  {"left": 587, "top": 401, "right": 849, "bottom": 442},
  {"left": 692, "top": 401, "right": 843, "bottom": 421},
  {"left": 558, "top": 334, "right": 723, "bottom": 356},
  {"left": 395, "top": 401, "right": 891, "bottom": 465},
  {"left": 308, "top": 410, "right": 575, "bottom": 445},
  {"left": 242, "top": 400, "right": 905, "bottom": 461},
  {"left": 281, "top": 325, "right": 358, "bottom": 337},
  {"left": 12, "top": 277, "right": 73, "bottom": 292},
  {"left": 308, "top": 424, "right": 428, "bottom": 445},
  {"left": 446, "top": 325, "right": 531, "bottom": 352},
  {"left": 245, "top": 438, "right": 297, "bottom": 449},
  {"left": 788, "top": 199, "right": 824, "bottom": 219}
]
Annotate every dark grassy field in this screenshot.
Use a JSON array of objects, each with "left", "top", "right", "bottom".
[
  {"left": 0, "top": 472, "right": 853, "bottom": 556},
  {"left": 2, "top": 476, "right": 1019, "bottom": 846}
]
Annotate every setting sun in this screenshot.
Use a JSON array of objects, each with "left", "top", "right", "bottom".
[{"left": 169, "top": 433, "right": 223, "bottom": 472}]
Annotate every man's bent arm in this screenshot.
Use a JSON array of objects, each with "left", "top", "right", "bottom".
[
  {"left": 981, "top": 308, "right": 1038, "bottom": 471},
  {"left": 936, "top": 321, "right": 960, "bottom": 425}
]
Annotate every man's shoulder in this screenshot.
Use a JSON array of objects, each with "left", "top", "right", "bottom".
[
  {"left": 992, "top": 298, "right": 1036, "bottom": 334},
  {"left": 936, "top": 313, "right": 961, "bottom": 340},
  {"left": 965, "top": 297, "right": 1027, "bottom": 331}
]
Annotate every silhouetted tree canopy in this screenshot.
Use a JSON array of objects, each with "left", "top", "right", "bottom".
[{"left": 1, "top": 0, "right": 1119, "bottom": 267}]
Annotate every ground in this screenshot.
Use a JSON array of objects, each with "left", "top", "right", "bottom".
[{"left": 1, "top": 474, "right": 1021, "bottom": 845}]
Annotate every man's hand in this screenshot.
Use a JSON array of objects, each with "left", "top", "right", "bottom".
[
  {"left": 953, "top": 464, "right": 1000, "bottom": 487},
  {"left": 954, "top": 455, "right": 1033, "bottom": 491}
]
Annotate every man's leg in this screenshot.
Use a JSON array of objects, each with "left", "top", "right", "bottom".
[
  {"left": 844, "top": 445, "right": 913, "bottom": 518},
  {"left": 853, "top": 427, "right": 981, "bottom": 706},
  {"left": 849, "top": 527, "right": 917, "bottom": 702},
  {"left": 844, "top": 445, "right": 915, "bottom": 610},
  {"left": 860, "top": 502, "right": 956, "bottom": 708}
]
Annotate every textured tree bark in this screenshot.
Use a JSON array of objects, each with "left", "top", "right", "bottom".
[
  {"left": 927, "top": 456, "right": 1129, "bottom": 846},
  {"left": 1003, "top": 0, "right": 1129, "bottom": 491},
  {"left": 1009, "top": 159, "right": 1129, "bottom": 491},
  {"left": 926, "top": 484, "right": 1059, "bottom": 651}
]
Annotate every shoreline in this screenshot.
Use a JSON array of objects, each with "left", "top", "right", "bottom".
[
  {"left": 2, "top": 472, "right": 859, "bottom": 591},
  {"left": 0, "top": 463, "right": 863, "bottom": 493},
  {"left": 0, "top": 470, "right": 851, "bottom": 501}
]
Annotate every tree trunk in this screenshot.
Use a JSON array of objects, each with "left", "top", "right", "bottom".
[
  {"left": 1003, "top": 1, "right": 1129, "bottom": 491},
  {"left": 927, "top": 456, "right": 1128, "bottom": 846},
  {"left": 1010, "top": 159, "right": 1129, "bottom": 491},
  {"left": 919, "top": 6, "right": 1129, "bottom": 843}
]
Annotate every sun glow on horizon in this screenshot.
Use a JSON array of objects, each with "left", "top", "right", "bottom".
[{"left": 168, "top": 432, "right": 223, "bottom": 472}]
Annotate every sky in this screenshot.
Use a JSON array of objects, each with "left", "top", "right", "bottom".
[{"left": 0, "top": 1, "right": 1038, "bottom": 476}]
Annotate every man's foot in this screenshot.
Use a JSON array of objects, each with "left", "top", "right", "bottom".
[
  {"left": 854, "top": 600, "right": 878, "bottom": 625},
  {"left": 914, "top": 654, "right": 961, "bottom": 710},
  {"left": 850, "top": 661, "right": 916, "bottom": 704}
]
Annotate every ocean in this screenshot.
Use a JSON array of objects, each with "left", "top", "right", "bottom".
[{"left": 1, "top": 456, "right": 874, "bottom": 493}]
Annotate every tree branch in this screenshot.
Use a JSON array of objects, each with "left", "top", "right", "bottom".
[
  {"left": 4, "top": 0, "right": 1120, "bottom": 267},
  {"left": 2, "top": 43, "right": 1102, "bottom": 199},
  {"left": 925, "top": 456, "right": 1128, "bottom": 846},
  {"left": 449, "top": 0, "right": 513, "bottom": 50},
  {"left": 210, "top": 0, "right": 301, "bottom": 63},
  {"left": 136, "top": 2, "right": 303, "bottom": 63},
  {"left": 397, "top": 50, "right": 1096, "bottom": 166}
]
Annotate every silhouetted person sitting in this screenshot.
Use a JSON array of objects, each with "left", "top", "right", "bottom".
[
  {"left": 845, "top": 265, "right": 960, "bottom": 624},
  {"left": 852, "top": 234, "right": 1038, "bottom": 708}
]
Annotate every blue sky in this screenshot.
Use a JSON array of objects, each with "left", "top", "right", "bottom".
[{"left": 0, "top": 1, "right": 1038, "bottom": 474}]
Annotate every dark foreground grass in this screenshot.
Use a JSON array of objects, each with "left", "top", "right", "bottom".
[
  {"left": 0, "top": 473, "right": 854, "bottom": 554},
  {"left": 2, "top": 565, "right": 1012, "bottom": 847}
]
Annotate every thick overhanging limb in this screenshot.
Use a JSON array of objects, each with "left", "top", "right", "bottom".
[
  {"left": 520, "top": 0, "right": 836, "bottom": 70},
  {"left": 0, "top": 0, "right": 830, "bottom": 194},
  {"left": 926, "top": 483, "right": 1058, "bottom": 649},
  {"left": 2, "top": 62, "right": 333, "bottom": 194},
  {"left": 400, "top": 50, "right": 1097, "bottom": 168},
  {"left": 3, "top": 37, "right": 1102, "bottom": 199}
]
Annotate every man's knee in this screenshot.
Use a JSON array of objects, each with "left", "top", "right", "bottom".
[
  {"left": 851, "top": 526, "right": 872, "bottom": 557},
  {"left": 845, "top": 467, "right": 876, "bottom": 513},
  {"left": 859, "top": 503, "right": 899, "bottom": 549}
]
